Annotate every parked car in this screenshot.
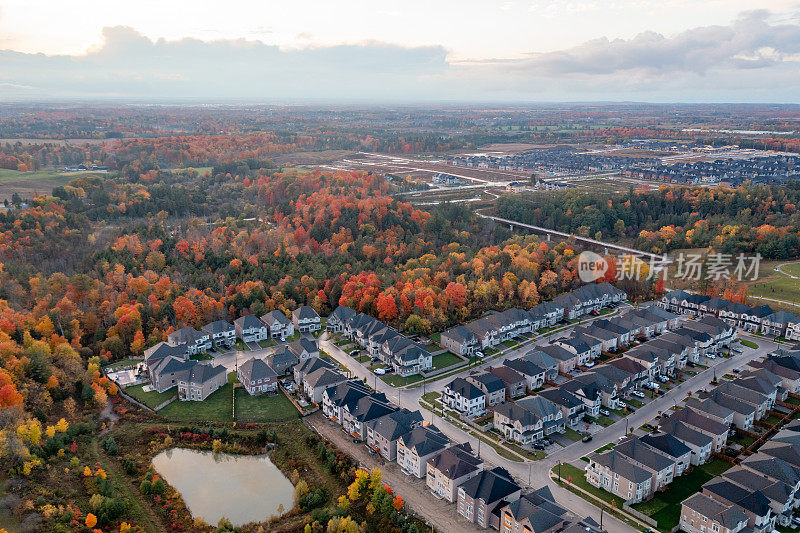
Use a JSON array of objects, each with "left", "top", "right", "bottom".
[
  {"left": 585, "top": 361, "right": 596, "bottom": 368},
  {"left": 351, "top": 350, "right": 360, "bottom": 356},
  {"left": 533, "top": 442, "right": 545, "bottom": 450},
  {"left": 645, "top": 382, "right": 660, "bottom": 390},
  {"left": 374, "top": 368, "right": 386, "bottom": 375},
  {"left": 474, "top": 351, "right": 484, "bottom": 358},
  {"left": 590, "top": 310, "right": 600, "bottom": 316},
  {"left": 599, "top": 409, "right": 611, "bottom": 416},
  {"left": 707, "top": 353, "right": 716, "bottom": 359},
  {"left": 581, "top": 434, "right": 593, "bottom": 443},
  {"left": 657, "top": 375, "right": 669, "bottom": 383},
  {"left": 732, "top": 368, "right": 742, "bottom": 373},
  {"left": 631, "top": 390, "right": 646, "bottom": 398}
]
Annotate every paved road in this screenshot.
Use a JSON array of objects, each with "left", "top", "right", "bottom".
[{"left": 319, "top": 329, "right": 778, "bottom": 533}]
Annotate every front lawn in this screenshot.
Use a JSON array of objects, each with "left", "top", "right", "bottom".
[
  {"left": 258, "top": 338, "right": 277, "bottom": 348},
  {"left": 631, "top": 459, "right": 732, "bottom": 533},
  {"left": 124, "top": 384, "right": 176, "bottom": 409},
  {"left": 234, "top": 389, "right": 299, "bottom": 422},
  {"left": 431, "top": 351, "right": 463, "bottom": 370},
  {"left": 233, "top": 340, "right": 251, "bottom": 351},
  {"left": 562, "top": 427, "right": 584, "bottom": 442},
  {"left": 626, "top": 398, "right": 645, "bottom": 408},
  {"left": 552, "top": 463, "right": 626, "bottom": 508},
  {"left": 740, "top": 339, "right": 759, "bottom": 349},
  {"left": 190, "top": 352, "right": 213, "bottom": 361},
  {"left": 595, "top": 415, "right": 614, "bottom": 427},
  {"left": 501, "top": 339, "right": 519, "bottom": 348},
  {"left": 380, "top": 373, "right": 424, "bottom": 387}
]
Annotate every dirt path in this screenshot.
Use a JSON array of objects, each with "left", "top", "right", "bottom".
[
  {"left": 306, "top": 411, "right": 482, "bottom": 533},
  {"left": 97, "top": 403, "right": 119, "bottom": 436}
]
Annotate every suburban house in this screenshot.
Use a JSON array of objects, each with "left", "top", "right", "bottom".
[
  {"left": 493, "top": 401, "right": 544, "bottom": 445},
  {"left": 537, "top": 388, "right": 584, "bottom": 427},
  {"left": 302, "top": 367, "right": 347, "bottom": 403},
  {"left": 639, "top": 432, "right": 692, "bottom": 477},
  {"left": 574, "top": 325, "right": 619, "bottom": 353},
  {"left": 529, "top": 301, "right": 564, "bottom": 327},
  {"left": 502, "top": 358, "right": 546, "bottom": 391},
  {"left": 488, "top": 365, "right": 527, "bottom": 399},
  {"left": 322, "top": 380, "right": 379, "bottom": 422},
  {"left": 614, "top": 437, "right": 677, "bottom": 492},
  {"left": 238, "top": 357, "right": 278, "bottom": 395},
  {"left": 266, "top": 345, "right": 299, "bottom": 376},
  {"left": 457, "top": 466, "right": 522, "bottom": 529},
  {"left": 150, "top": 356, "right": 197, "bottom": 393},
  {"left": 516, "top": 396, "right": 565, "bottom": 436},
  {"left": 426, "top": 443, "right": 483, "bottom": 503},
  {"left": 498, "top": 486, "right": 605, "bottom": 533},
  {"left": 144, "top": 342, "right": 189, "bottom": 382},
  {"left": 326, "top": 305, "right": 356, "bottom": 334},
  {"left": 384, "top": 335, "right": 432, "bottom": 376},
  {"left": 167, "top": 327, "right": 212, "bottom": 355},
  {"left": 657, "top": 418, "right": 714, "bottom": 465},
  {"left": 699, "top": 390, "right": 756, "bottom": 429},
  {"left": 585, "top": 450, "right": 653, "bottom": 503},
  {"left": 443, "top": 377, "right": 487, "bottom": 417},
  {"left": 396, "top": 425, "right": 450, "bottom": 478},
  {"left": 292, "top": 305, "right": 321, "bottom": 334},
  {"left": 288, "top": 336, "right": 319, "bottom": 361},
  {"left": 562, "top": 379, "right": 602, "bottom": 417},
  {"left": 176, "top": 362, "right": 227, "bottom": 401},
  {"left": 749, "top": 359, "right": 800, "bottom": 394},
  {"left": 201, "top": 320, "right": 236, "bottom": 349},
  {"left": 261, "top": 310, "right": 294, "bottom": 340},
  {"left": 701, "top": 478, "right": 775, "bottom": 533},
  {"left": 521, "top": 350, "right": 559, "bottom": 381},
  {"left": 365, "top": 409, "right": 424, "bottom": 460},
  {"left": 234, "top": 314, "right": 269, "bottom": 343},
  {"left": 540, "top": 344, "right": 579, "bottom": 374},
  {"left": 662, "top": 408, "right": 729, "bottom": 453},
  {"left": 691, "top": 396, "right": 738, "bottom": 428},
  {"left": 553, "top": 335, "right": 595, "bottom": 366},
  {"left": 721, "top": 466, "right": 796, "bottom": 527},
  {"left": 680, "top": 492, "right": 750, "bottom": 533},
  {"left": 342, "top": 395, "right": 396, "bottom": 441},
  {"left": 466, "top": 371, "right": 507, "bottom": 406},
  {"left": 293, "top": 356, "right": 336, "bottom": 387},
  {"left": 439, "top": 325, "right": 479, "bottom": 356}
]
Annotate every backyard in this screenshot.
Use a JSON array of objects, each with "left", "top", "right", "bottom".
[
  {"left": 124, "top": 384, "right": 176, "bottom": 410},
  {"left": 430, "top": 351, "right": 463, "bottom": 370},
  {"left": 156, "top": 373, "right": 238, "bottom": 422},
  {"left": 630, "top": 459, "right": 732, "bottom": 533},
  {"left": 234, "top": 389, "right": 300, "bottom": 422}
]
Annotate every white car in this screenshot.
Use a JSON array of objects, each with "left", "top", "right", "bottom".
[
  {"left": 585, "top": 361, "right": 596, "bottom": 368},
  {"left": 474, "top": 351, "right": 484, "bottom": 358},
  {"left": 599, "top": 409, "right": 611, "bottom": 416},
  {"left": 374, "top": 368, "right": 386, "bottom": 375},
  {"left": 631, "top": 390, "right": 646, "bottom": 398},
  {"left": 707, "top": 353, "right": 716, "bottom": 359}
]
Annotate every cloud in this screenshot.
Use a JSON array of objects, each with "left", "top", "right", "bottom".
[{"left": 1, "top": 12, "right": 800, "bottom": 102}]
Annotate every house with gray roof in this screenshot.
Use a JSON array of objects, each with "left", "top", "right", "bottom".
[
  {"left": 443, "top": 377, "right": 486, "bottom": 417},
  {"left": 466, "top": 371, "right": 506, "bottom": 406},
  {"left": 238, "top": 357, "right": 278, "bottom": 395},
  {"left": 503, "top": 357, "right": 546, "bottom": 391},
  {"left": 342, "top": 394, "right": 396, "bottom": 441},
  {"left": 680, "top": 492, "right": 750, "bottom": 533},
  {"left": 144, "top": 342, "right": 189, "bottom": 378},
  {"left": 366, "top": 408, "right": 423, "bottom": 460},
  {"left": 657, "top": 418, "right": 713, "bottom": 465},
  {"left": 201, "top": 320, "right": 236, "bottom": 349},
  {"left": 585, "top": 449, "right": 653, "bottom": 503},
  {"left": 302, "top": 367, "right": 347, "bottom": 403},
  {"left": 292, "top": 305, "right": 320, "bottom": 333},
  {"left": 489, "top": 365, "right": 527, "bottom": 399},
  {"left": 326, "top": 305, "right": 356, "bottom": 333},
  {"left": 426, "top": 443, "right": 483, "bottom": 502},
  {"left": 397, "top": 425, "right": 449, "bottom": 478},
  {"left": 288, "top": 336, "right": 318, "bottom": 361},
  {"left": 260, "top": 310, "right": 294, "bottom": 340},
  {"left": 540, "top": 344, "right": 579, "bottom": 374},
  {"left": 614, "top": 437, "right": 678, "bottom": 491},
  {"left": 150, "top": 356, "right": 197, "bottom": 393},
  {"left": 499, "top": 486, "right": 606, "bottom": 533},
  {"left": 439, "top": 325, "right": 479, "bottom": 356},
  {"left": 640, "top": 432, "right": 692, "bottom": 476},
  {"left": 516, "top": 396, "right": 565, "bottom": 435},
  {"left": 691, "top": 396, "right": 736, "bottom": 427},
  {"left": 457, "top": 466, "right": 522, "bottom": 529},
  {"left": 522, "top": 349, "right": 559, "bottom": 381},
  {"left": 749, "top": 359, "right": 800, "bottom": 395},
  {"left": 177, "top": 362, "right": 227, "bottom": 401},
  {"left": 537, "top": 388, "right": 584, "bottom": 427},
  {"left": 664, "top": 407, "right": 729, "bottom": 453},
  {"left": 321, "top": 380, "right": 377, "bottom": 422},
  {"left": 167, "top": 327, "right": 211, "bottom": 355},
  {"left": 266, "top": 344, "right": 299, "bottom": 376},
  {"left": 702, "top": 478, "right": 775, "bottom": 533},
  {"left": 493, "top": 401, "right": 544, "bottom": 445},
  {"left": 234, "top": 314, "right": 268, "bottom": 343},
  {"left": 722, "top": 466, "right": 796, "bottom": 526},
  {"left": 293, "top": 356, "right": 336, "bottom": 387}
]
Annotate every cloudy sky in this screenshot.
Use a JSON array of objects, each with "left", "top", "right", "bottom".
[{"left": 1, "top": 0, "right": 800, "bottom": 102}]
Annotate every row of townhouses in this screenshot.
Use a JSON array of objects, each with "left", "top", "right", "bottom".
[
  {"left": 588, "top": 346, "right": 800, "bottom": 532},
  {"left": 679, "top": 346, "right": 800, "bottom": 533},
  {"left": 440, "top": 282, "right": 627, "bottom": 356},
  {"left": 443, "top": 309, "right": 734, "bottom": 447},
  {"left": 319, "top": 374, "right": 606, "bottom": 532},
  {"left": 660, "top": 289, "right": 800, "bottom": 341},
  {"left": 326, "top": 306, "right": 433, "bottom": 376}
]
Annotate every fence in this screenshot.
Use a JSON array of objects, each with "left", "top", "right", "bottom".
[{"left": 623, "top": 503, "right": 659, "bottom": 528}]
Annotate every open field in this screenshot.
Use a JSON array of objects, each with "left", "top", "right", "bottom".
[
  {"left": 0, "top": 168, "right": 107, "bottom": 202},
  {"left": 234, "top": 389, "right": 300, "bottom": 422},
  {"left": 748, "top": 260, "right": 800, "bottom": 309},
  {"left": 125, "top": 384, "right": 176, "bottom": 409}
]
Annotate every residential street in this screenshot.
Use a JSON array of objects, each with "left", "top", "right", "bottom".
[{"left": 318, "top": 330, "right": 779, "bottom": 533}]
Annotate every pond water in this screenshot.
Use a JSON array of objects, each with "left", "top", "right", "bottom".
[{"left": 152, "top": 448, "right": 294, "bottom": 526}]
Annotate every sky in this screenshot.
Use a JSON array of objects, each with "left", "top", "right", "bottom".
[{"left": 1, "top": 0, "right": 800, "bottom": 102}]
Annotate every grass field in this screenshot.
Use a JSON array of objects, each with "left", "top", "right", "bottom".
[
  {"left": 125, "top": 384, "right": 176, "bottom": 409},
  {"left": 748, "top": 261, "right": 800, "bottom": 309},
  {"left": 431, "top": 352, "right": 463, "bottom": 370},
  {"left": 234, "top": 389, "right": 299, "bottom": 422},
  {"left": 380, "top": 373, "right": 424, "bottom": 387},
  {"left": 157, "top": 373, "right": 237, "bottom": 421},
  {"left": 740, "top": 339, "right": 759, "bottom": 349},
  {"left": 631, "top": 459, "right": 731, "bottom": 532},
  {"left": 0, "top": 168, "right": 107, "bottom": 202}
]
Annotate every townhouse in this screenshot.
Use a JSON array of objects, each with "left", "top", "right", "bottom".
[
  {"left": 167, "top": 326, "right": 212, "bottom": 355},
  {"left": 233, "top": 314, "right": 269, "bottom": 343},
  {"left": 302, "top": 367, "right": 347, "bottom": 403},
  {"left": 695, "top": 394, "right": 754, "bottom": 430},
  {"left": 292, "top": 305, "right": 321, "bottom": 334},
  {"left": 383, "top": 335, "right": 432, "bottom": 376},
  {"left": 426, "top": 443, "right": 484, "bottom": 502},
  {"left": 614, "top": 437, "right": 678, "bottom": 492},
  {"left": 573, "top": 324, "right": 619, "bottom": 353},
  {"left": 261, "top": 310, "right": 294, "bottom": 340},
  {"left": 553, "top": 334, "right": 596, "bottom": 366},
  {"left": 658, "top": 418, "right": 714, "bottom": 465},
  {"left": 585, "top": 450, "right": 653, "bottom": 503},
  {"left": 540, "top": 344, "right": 579, "bottom": 374},
  {"left": 365, "top": 409, "right": 423, "bottom": 461},
  {"left": 502, "top": 357, "right": 547, "bottom": 391},
  {"left": 639, "top": 432, "right": 692, "bottom": 476},
  {"left": 466, "top": 371, "right": 507, "bottom": 406},
  {"left": 749, "top": 358, "right": 800, "bottom": 394},
  {"left": 457, "top": 467, "right": 522, "bottom": 529},
  {"left": 529, "top": 301, "right": 564, "bottom": 327},
  {"left": 488, "top": 365, "right": 527, "bottom": 399},
  {"left": 201, "top": 320, "right": 236, "bottom": 349},
  {"left": 396, "top": 425, "right": 449, "bottom": 478},
  {"left": 537, "top": 388, "right": 584, "bottom": 427},
  {"left": 443, "top": 378, "right": 487, "bottom": 417},
  {"left": 715, "top": 380, "right": 772, "bottom": 419},
  {"left": 493, "top": 401, "right": 544, "bottom": 445},
  {"left": 760, "top": 310, "right": 798, "bottom": 338},
  {"left": 662, "top": 408, "right": 729, "bottom": 453},
  {"left": 237, "top": 357, "right": 278, "bottom": 395},
  {"left": 721, "top": 466, "right": 796, "bottom": 527},
  {"left": 440, "top": 325, "right": 479, "bottom": 356},
  {"left": 293, "top": 356, "right": 336, "bottom": 387},
  {"left": 680, "top": 492, "right": 750, "bottom": 533},
  {"left": 521, "top": 349, "right": 560, "bottom": 381},
  {"left": 607, "top": 357, "right": 649, "bottom": 388},
  {"left": 176, "top": 362, "right": 227, "bottom": 401},
  {"left": 701, "top": 478, "right": 775, "bottom": 533}
]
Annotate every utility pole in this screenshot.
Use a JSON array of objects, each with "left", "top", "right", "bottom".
[
  {"left": 557, "top": 460, "right": 561, "bottom": 482},
  {"left": 600, "top": 508, "right": 604, "bottom": 530},
  {"left": 528, "top": 462, "right": 532, "bottom": 485}
]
